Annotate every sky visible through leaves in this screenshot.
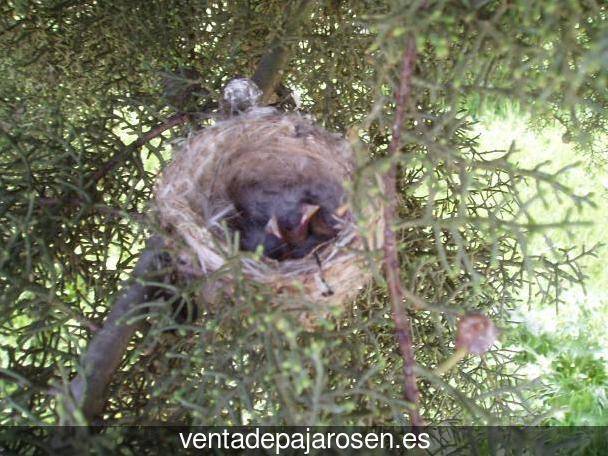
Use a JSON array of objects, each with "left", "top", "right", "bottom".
[{"left": 473, "top": 106, "right": 608, "bottom": 425}]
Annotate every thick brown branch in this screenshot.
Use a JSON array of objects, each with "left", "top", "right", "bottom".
[
  {"left": 382, "top": 36, "right": 423, "bottom": 427},
  {"left": 68, "top": 236, "right": 165, "bottom": 423},
  {"left": 252, "top": 0, "right": 314, "bottom": 102}
]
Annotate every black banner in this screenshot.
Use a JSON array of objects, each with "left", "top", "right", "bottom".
[{"left": 0, "top": 426, "right": 606, "bottom": 455}]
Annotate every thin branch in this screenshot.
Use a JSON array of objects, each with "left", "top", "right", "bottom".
[
  {"left": 88, "top": 112, "right": 191, "bottom": 186},
  {"left": 37, "top": 112, "right": 193, "bottom": 212},
  {"left": 382, "top": 36, "right": 423, "bottom": 427}
]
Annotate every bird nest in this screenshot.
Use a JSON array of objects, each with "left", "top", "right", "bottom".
[{"left": 154, "top": 107, "right": 384, "bottom": 325}]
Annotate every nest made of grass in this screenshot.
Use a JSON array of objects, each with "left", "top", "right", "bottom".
[{"left": 154, "top": 107, "right": 384, "bottom": 322}]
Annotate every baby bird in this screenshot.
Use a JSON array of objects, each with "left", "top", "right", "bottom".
[
  {"left": 268, "top": 203, "right": 319, "bottom": 245},
  {"left": 265, "top": 203, "right": 319, "bottom": 259},
  {"left": 228, "top": 179, "right": 345, "bottom": 260}
]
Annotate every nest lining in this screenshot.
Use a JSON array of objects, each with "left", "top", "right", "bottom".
[{"left": 154, "top": 107, "right": 384, "bottom": 317}]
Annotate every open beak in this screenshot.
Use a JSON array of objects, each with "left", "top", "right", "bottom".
[
  {"left": 335, "top": 203, "right": 349, "bottom": 218},
  {"left": 265, "top": 204, "right": 320, "bottom": 245},
  {"left": 265, "top": 215, "right": 282, "bottom": 239},
  {"left": 299, "top": 204, "right": 320, "bottom": 227}
]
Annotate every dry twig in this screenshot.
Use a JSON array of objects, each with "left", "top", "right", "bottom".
[
  {"left": 88, "top": 112, "right": 192, "bottom": 186},
  {"left": 382, "top": 36, "right": 423, "bottom": 426}
]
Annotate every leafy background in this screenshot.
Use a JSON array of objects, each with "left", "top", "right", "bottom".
[
  {"left": 473, "top": 106, "right": 608, "bottom": 426},
  {"left": 0, "top": 0, "right": 606, "bottom": 428}
]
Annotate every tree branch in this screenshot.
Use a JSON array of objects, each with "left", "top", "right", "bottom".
[
  {"left": 37, "top": 111, "right": 195, "bottom": 212},
  {"left": 67, "top": 236, "right": 165, "bottom": 423},
  {"left": 63, "top": 2, "right": 317, "bottom": 424},
  {"left": 252, "top": 0, "right": 314, "bottom": 102},
  {"left": 382, "top": 36, "right": 423, "bottom": 427},
  {"left": 89, "top": 1, "right": 315, "bottom": 189},
  {"left": 88, "top": 112, "right": 191, "bottom": 186}
]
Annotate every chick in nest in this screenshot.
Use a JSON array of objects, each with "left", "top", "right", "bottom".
[{"left": 228, "top": 178, "right": 347, "bottom": 260}]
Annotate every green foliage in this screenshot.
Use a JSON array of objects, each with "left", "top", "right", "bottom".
[
  {"left": 476, "top": 109, "right": 608, "bottom": 426},
  {"left": 511, "top": 325, "right": 608, "bottom": 426},
  {"left": 1, "top": 0, "right": 606, "bottom": 426}
]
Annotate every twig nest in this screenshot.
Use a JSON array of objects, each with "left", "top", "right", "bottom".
[{"left": 154, "top": 100, "right": 384, "bottom": 325}]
